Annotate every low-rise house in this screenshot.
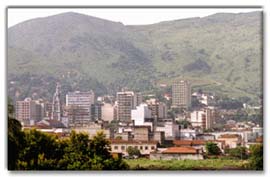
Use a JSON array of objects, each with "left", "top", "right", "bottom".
[
  {"left": 173, "top": 139, "right": 225, "bottom": 153},
  {"left": 150, "top": 147, "right": 203, "bottom": 160},
  {"left": 218, "top": 134, "right": 242, "bottom": 148},
  {"left": 110, "top": 140, "right": 158, "bottom": 156}
]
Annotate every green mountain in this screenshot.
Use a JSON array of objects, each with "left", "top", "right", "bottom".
[{"left": 7, "top": 11, "right": 262, "bottom": 104}]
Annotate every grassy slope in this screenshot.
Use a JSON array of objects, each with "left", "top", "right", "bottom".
[{"left": 7, "top": 12, "right": 262, "bottom": 102}]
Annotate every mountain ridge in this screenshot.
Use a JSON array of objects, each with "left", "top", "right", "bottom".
[{"left": 7, "top": 11, "right": 262, "bottom": 104}]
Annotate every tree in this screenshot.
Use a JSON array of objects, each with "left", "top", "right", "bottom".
[
  {"left": 127, "top": 146, "right": 141, "bottom": 158},
  {"left": 177, "top": 120, "right": 191, "bottom": 129},
  {"left": 18, "top": 129, "right": 60, "bottom": 170},
  {"left": 205, "top": 142, "right": 221, "bottom": 156},
  {"left": 8, "top": 98, "right": 24, "bottom": 170},
  {"left": 249, "top": 144, "right": 263, "bottom": 170},
  {"left": 228, "top": 146, "right": 248, "bottom": 159}
]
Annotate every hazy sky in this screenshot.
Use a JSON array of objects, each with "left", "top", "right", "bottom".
[{"left": 8, "top": 8, "right": 261, "bottom": 27}]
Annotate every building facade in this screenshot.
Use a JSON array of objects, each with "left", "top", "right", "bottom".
[
  {"left": 110, "top": 140, "right": 158, "bottom": 156},
  {"left": 190, "top": 108, "right": 215, "bottom": 130},
  {"left": 146, "top": 98, "right": 167, "bottom": 119},
  {"left": 131, "top": 103, "right": 152, "bottom": 126},
  {"left": 16, "top": 98, "right": 43, "bottom": 125},
  {"left": 172, "top": 80, "right": 191, "bottom": 109},
  {"left": 117, "top": 91, "right": 137, "bottom": 122},
  {"left": 66, "top": 91, "right": 95, "bottom": 123},
  {"left": 101, "top": 103, "right": 114, "bottom": 122}
]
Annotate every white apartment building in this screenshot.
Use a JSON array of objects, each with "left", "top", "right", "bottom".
[{"left": 131, "top": 103, "right": 152, "bottom": 126}]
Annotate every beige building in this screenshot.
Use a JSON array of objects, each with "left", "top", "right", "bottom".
[
  {"left": 110, "top": 140, "right": 158, "bottom": 156},
  {"left": 16, "top": 98, "right": 43, "bottom": 126},
  {"left": 218, "top": 134, "right": 242, "bottom": 148},
  {"left": 172, "top": 80, "right": 191, "bottom": 109},
  {"left": 72, "top": 122, "right": 110, "bottom": 139},
  {"left": 101, "top": 103, "right": 114, "bottom": 122}
]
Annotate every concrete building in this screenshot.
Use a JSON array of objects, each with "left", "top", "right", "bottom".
[
  {"left": 117, "top": 91, "right": 138, "bottom": 122},
  {"left": 146, "top": 98, "right": 167, "bottom": 119},
  {"left": 16, "top": 98, "right": 43, "bottom": 126},
  {"left": 153, "top": 131, "right": 165, "bottom": 144},
  {"left": 179, "top": 128, "right": 199, "bottom": 140},
  {"left": 101, "top": 103, "right": 114, "bottom": 122},
  {"left": 172, "top": 80, "right": 191, "bottom": 109},
  {"left": 190, "top": 108, "right": 215, "bottom": 130},
  {"left": 150, "top": 147, "right": 203, "bottom": 160},
  {"left": 133, "top": 126, "right": 151, "bottom": 141},
  {"left": 218, "top": 134, "right": 242, "bottom": 148},
  {"left": 131, "top": 103, "right": 152, "bottom": 126},
  {"left": 72, "top": 122, "right": 110, "bottom": 139},
  {"left": 156, "top": 120, "right": 179, "bottom": 139},
  {"left": 66, "top": 91, "right": 95, "bottom": 123},
  {"left": 110, "top": 140, "right": 158, "bottom": 156}
]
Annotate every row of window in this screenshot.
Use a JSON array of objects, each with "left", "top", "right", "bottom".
[{"left": 113, "top": 145, "right": 155, "bottom": 151}]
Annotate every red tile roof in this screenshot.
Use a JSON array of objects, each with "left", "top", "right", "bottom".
[{"left": 162, "top": 147, "right": 198, "bottom": 154}]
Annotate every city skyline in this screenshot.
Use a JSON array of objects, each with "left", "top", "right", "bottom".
[{"left": 7, "top": 8, "right": 263, "bottom": 171}]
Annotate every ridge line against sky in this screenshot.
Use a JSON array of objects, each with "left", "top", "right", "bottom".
[{"left": 8, "top": 8, "right": 261, "bottom": 27}]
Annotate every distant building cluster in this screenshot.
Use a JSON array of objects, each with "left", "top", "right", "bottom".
[{"left": 15, "top": 79, "right": 263, "bottom": 160}]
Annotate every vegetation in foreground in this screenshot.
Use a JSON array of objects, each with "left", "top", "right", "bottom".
[{"left": 125, "top": 158, "right": 248, "bottom": 170}]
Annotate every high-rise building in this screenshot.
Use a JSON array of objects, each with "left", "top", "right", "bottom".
[
  {"left": 172, "top": 80, "right": 191, "bottom": 109},
  {"left": 117, "top": 91, "right": 138, "bottom": 122},
  {"left": 66, "top": 91, "right": 95, "bottom": 123},
  {"left": 16, "top": 98, "right": 43, "bottom": 126},
  {"left": 52, "top": 83, "right": 62, "bottom": 121},
  {"left": 146, "top": 98, "right": 167, "bottom": 119}
]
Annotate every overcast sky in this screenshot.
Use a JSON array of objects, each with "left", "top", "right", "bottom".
[{"left": 8, "top": 8, "right": 261, "bottom": 27}]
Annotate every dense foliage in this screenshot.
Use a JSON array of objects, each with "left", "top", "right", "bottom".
[
  {"left": 249, "top": 144, "right": 263, "bottom": 170},
  {"left": 12, "top": 129, "right": 129, "bottom": 170},
  {"left": 7, "top": 100, "right": 128, "bottom": 170},
  {"left": 126, "top": 146, "right": 141, "bottom": 157},
  {"left": 205, "top": 142, "right": 221, "bottom": 156},
  {"left": 226, "top": 146, "right": 248, "bottom": 160}
]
